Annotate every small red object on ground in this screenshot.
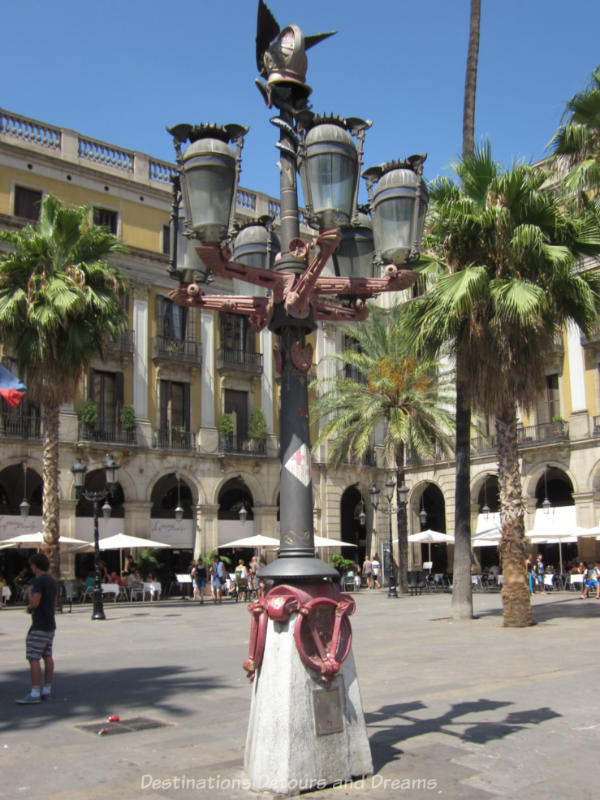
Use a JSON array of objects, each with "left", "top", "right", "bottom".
[
  {"left": 108, "top": 714, "right": 120, "bottom": 722},
  {"left": 98, "top": 728, "right": 108, "bottom": 735}
]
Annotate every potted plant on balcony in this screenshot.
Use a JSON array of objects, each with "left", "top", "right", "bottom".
[
  {"left": 552, "top": 415, "right": 566, "bottom": 436},
  {"left": 247, "top": 407, "right": 267, "bottom": 453},
  {"left": 119, "top": 404, "right": 136, "bottom": 442},
  {"left": 77, "top": 398, "right": 98, "bottom": 440},
  {"left": 218, "top": 412, "right": 234, "bottom": 451}
]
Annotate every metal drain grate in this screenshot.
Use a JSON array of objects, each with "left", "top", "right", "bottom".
[{"left": 76, "top": 717, "right": 170, "bottom": 736}]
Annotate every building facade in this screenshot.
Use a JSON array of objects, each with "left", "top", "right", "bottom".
[{"left": 1, "top": 107, "right": 599, "bottom": 580}]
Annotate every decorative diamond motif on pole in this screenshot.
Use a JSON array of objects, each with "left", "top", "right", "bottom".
[{"left": 284, "top": 443, "right": 312, "bottom": 487}]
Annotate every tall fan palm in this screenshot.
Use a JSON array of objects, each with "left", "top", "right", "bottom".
[
  {"left": 0, "top": 195, "right": 127, "bottom": 575},
  {"left": 549, "top": 65, "right": 600, "bottom": 207},
  {"left": 408, "top": 144, "right": 600, "bottom": 626},
  {"left": 311, "top": 302, "right": 455, "bottom": 593}
]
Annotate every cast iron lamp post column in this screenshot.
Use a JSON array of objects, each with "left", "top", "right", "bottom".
[
  {"left": 71, "top": 453, "right": 119, "bottom": 621},
  {"left": 369, "top": 477, "right": 399, "bottom": 597}
]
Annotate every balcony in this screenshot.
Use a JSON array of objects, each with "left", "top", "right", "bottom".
[
  {"left": 593, "top": 416, "right": 600, "bottom": 435},
  {"left": 219, "top": 435, "right": 266, "bottom": 456},
  {"left": 471, "top": 434, "right": 498, "bottom": 454},
  {"left": 105, "top": 329, "right": 134, "bottom": 358},
  {"left": 517, "top": 421, "right": 569, "bottom": 447},
  {"left": 152, "top": 336, "right": 201, "bottom": 366},
  {"left": 155, "top": 427, "right": 194, "bottom": 451},
  {"left": 78, "top": 422, "right": 137, "bottom": 445},
  {"left": 0, "top": 414, "right": 42, "bottom": 440},
  {"left": 216, "top": 348, "right": 263, "bottom": 375},
  {"left": 344, "top": 447, "right": 376, "bottom": 467}
]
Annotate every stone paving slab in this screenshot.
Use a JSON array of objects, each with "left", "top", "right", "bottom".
[{"left": 0, "top": 590, "right": 597, "bottom": 799}]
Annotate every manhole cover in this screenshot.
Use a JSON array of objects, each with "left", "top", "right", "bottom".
[{"left": 76, "top": 717, "right": 170, "bottom": 736}]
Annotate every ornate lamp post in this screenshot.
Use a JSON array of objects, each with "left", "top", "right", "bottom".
[
  {"left": 19, "top": 461, "right": 29, "bottom": 517},
  {"left": 71, "top": 453, "right": 119, "bottom": 621},
  {"left": 369, "top": 477, "right": 399, "bottom": 597},
  {"left": 166, "top": 2, "right": 427, "bottom": 791},
  {"left": 174, "top": 473, "right": 184, "bottom": 521}
]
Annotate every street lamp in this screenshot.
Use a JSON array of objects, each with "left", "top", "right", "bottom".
[
  {"left": 174, "top": 473, "right": 184, "bottom": 520},
  {"left": 165, "top": 2, "right": 428, "bottom": 790},
  {"left": 419, "top": 493, "right": 427, "bottom": 529},
  {"left": 482, "top": 474, "right": 491, "bottom": 518},
  {"left": 71, "top": 453, "right": 120, "bottom": 620},
  {"left": 542, "top": 465, "right": 552, "bottom": 514},
  {"left": 369, "top": 477, "right": 400, "bottom": 598},
  {"left": 19, "top": 461, "right": 29, "bottom": 517}
]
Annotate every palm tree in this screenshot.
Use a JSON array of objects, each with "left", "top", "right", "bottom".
[
  {"left": 0, "top": 195, "right": 127, "bottom": 575},
  {"left": 549, "top": 66, "right": 600, "bottom": 208},
  {"left": 453, "top": 0, "right": 482, "bottom": 620},
  {"left": 408, "top": 144, "right": 600, "bottom": 626},
  {"left": 310, "top": 302, "right": 455, "bottom": 593}
]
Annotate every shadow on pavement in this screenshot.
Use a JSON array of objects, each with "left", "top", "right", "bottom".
[
  {"left": 1, "top": 665, "right": 225, "bottom": 733},
  {"left": 365, "top": 699, "right": 561, "bottom": 771},
  {"left": 475, "top": 595, "right": 600, "bottom": 622}
]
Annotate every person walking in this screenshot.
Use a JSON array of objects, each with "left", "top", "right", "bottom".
[
  {"left": 371, "top": 555, "right": 381, "bottom": 589},
  {"left": 192, "top": 558, "right": 207, "bottom": 604},
  {"left": 362, "top": 555, "right": 373, "bottom": 589},
  {"left": 210, "top": 555, "right": 226, "bottom": 604},
  {"left": 16, "top": 553, "right": 57, "bottom": 705}
]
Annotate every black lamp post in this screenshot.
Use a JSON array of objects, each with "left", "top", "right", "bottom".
[
  {"left": 369, "top": 477, "right": 399, "bottom": 598},
  {"left": 19, "top": 461, "right": 30, "bottom": 517},
  {"left": 174, "top": 472, "right": 184, "bottom": 520},
  {"left": 71, "top": 453, "right": 119, "bottom": 620}
]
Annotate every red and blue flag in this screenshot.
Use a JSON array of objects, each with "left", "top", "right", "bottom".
[{"left": 0, "top": 364, "right": 26, "bottom": 407}]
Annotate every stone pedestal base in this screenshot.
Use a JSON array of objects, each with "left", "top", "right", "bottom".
[{"left": 244, "top": 613, "right": 373, "bottom": 794}]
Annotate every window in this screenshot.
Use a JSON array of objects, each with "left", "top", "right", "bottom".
[
  {"left": 89, "top": 370, "right": 123, "bottom": 431},
  {"left": 225, "top": 389, "right": 249, "bottom": 443},
  {"left": 93, "top": 207, "right": 118, "bottom": 235},
  {"left": 162, "top": 224, "right": 171, "bottom": 256},
  {"left": 220, "top": 312, "right": 255, "bottom": 354},
  {"left": 159, "top": 380, "right": 190, "bottom": 431},
  {"left": 537, "top": 374, "right": 560, "bottom": 423},
  {"left": 14, "top": 186, "right": 42, "bottom": 221},
  {"left": 157, "top": 296, "right": 192, "bottom": 341}
]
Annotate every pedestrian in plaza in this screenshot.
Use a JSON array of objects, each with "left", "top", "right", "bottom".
[
  {"left": 526, "top": 554, "right": 535, "bottom": 595},
  {"left": 362, "top": 554, "right": 373, "bottom": 589},
  {"left": 16, "top": 553, "right": 57, "bottom": 705},
  {"left": 580, "top": 562, "right": 600, "bottom": 599},
  {"left": 192, "top": 558, "right": 207, "bottom": 604},
  {"left": 535, "top": 554, "right": 545, "bottom": 593},
  {"left": 210, "top": 555, "right": 226, "bottom": 604},
  {"left": 371, "top": 555, "right": 381, "bottom": 589}
]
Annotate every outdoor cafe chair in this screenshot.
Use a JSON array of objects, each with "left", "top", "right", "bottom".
[
  {"left": 101, "top": 583, "right": 120, "bottom": 602},
  {"left": 568, "top": 573, "right": 584, "bottom": 592}
]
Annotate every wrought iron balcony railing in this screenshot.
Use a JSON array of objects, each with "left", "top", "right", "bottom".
[
  {"left": 104, "top": 329, "right": 134, "bottom": 357},
  {"left": 155, "top": 427, "right": 194, "bottom": 450},
  {"left": 517, "top": 421, "right": 569, "bottom": 446},
  {"left": 78, "top": 422, "right": 137, "bottom": 445},
  {"left": 216, "top": 348, "right": 263, "bottom": 374},
  {"left": 152, "top": 336, "right": 201, "bottom": 365},
  {"left": 0, "top": 414, "right": 42, "bottom": 440},
  {"left": 219, "top": 435, "right": 266, "bottom": 456}
]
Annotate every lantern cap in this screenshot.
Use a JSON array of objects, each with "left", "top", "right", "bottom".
[{"left": 167, "top": 122, "right": 248, "bottom": 147}]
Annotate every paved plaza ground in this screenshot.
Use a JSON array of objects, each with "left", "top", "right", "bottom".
[{"left": 1, "top": 588, "right": 598, "bottom": 799}]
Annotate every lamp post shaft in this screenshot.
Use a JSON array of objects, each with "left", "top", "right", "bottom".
[
  {"left": 91, "top": 497, "right": 106, "bottom": 621},
  {"left": 387, "top": 502, "right": 398, "bottom": 598}
]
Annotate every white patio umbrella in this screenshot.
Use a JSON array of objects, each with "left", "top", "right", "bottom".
[
  {"left": 471, "top": 529, "right": 502, "bottom": 547},
  {"left": 407, "top": 529, "right": 454, "bottom": 563},
  {"left": 97, "top": 533, "right": 171, "bottom": 550},
  {"left": 0, "top": 532, "right": 90, "bottom": 550},
  {"left": 313, "top": 535, "right": 357, "bottom": 548},
  {"left": 218, "top": 534, "right": 280, "bottom": 549},
  {"left": 96, "top": 532, "right": 172, "bottom": 574}
]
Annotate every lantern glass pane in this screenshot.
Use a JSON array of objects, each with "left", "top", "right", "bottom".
[
  {"left": 308, "top": 153, "right": 355, "bottom": 225},
  {"left": 185, "top": 162, "right": 235, "bottom": 239},
  {"left": 374, "top": 196, "right": 414, "bottom": 264},
  {"left": 334, "top": 228, "right": 374, "bottom": 278}
]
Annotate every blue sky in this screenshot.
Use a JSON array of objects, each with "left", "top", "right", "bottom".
[{"left": 3, "top": 0, "right": 599, "bottom": 200}]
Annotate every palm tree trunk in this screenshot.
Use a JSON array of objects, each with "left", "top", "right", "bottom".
[
  {"left": 496, "top": 404, "right": 534, "bottom": 627},
  {"left": 42, "top": 404, "right": 61, "bottom": 578},
  {"left": 451, "top": 372, "right": 473, "bottom": 619},
  {"left": 462, "top": 0, "right": 481, "bottom": 158}
]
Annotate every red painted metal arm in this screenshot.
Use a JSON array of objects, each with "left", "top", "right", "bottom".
[
  {"left": 313, "top": 266, "right": 419, "bottom": 295},
  {"left": 194, "top": 244, "right": 294, "bottom": 303},
  {"left": 169, "top": 287, "right": 273, "bottom": 331}
]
